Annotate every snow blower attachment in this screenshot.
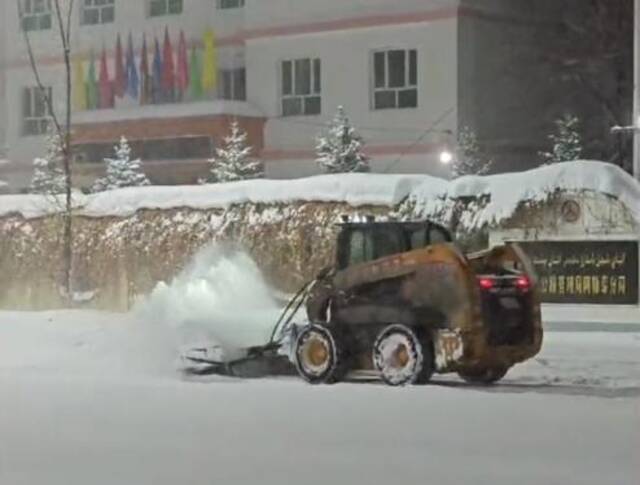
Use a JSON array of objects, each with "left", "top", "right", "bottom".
[{"left": 184, "top": 218, "right": 543, "bottom": 385}]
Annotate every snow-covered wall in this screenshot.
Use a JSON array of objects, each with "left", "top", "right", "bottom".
[{"left": 0, "top": 161, "right": 638, "bottom": 310}]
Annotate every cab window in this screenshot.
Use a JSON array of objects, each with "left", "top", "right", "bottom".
[
  {"left": 410, "top": 229, "right": 427, "bottom": 249},
  {"left": 347, "top": 229, "right": 374, "bottom": 266},
  {"left": 374, "top": 227, "right": 405, "bottom": 259},
  {"left": 429, "top": 226, "right": 450, "bottom": 244}
]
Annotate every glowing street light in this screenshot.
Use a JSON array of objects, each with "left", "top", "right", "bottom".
[{"left": 439, "top": 150, "right": 453, "bottom": 164}]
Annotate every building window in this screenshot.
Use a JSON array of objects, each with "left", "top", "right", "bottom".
[
  {"left": 22, "top": 86, "right": 51, "bottom": 136},
  {"left": 217, "top": 0, "right": 244, "bottom": 9},
  {"left": 21, "top": 0, "right": 52, "bottom": 31},
  {"left": 372, "top": 49, "right": 418, "bottom": 110},
  {"left": 74, "top": 136, "right": 213, "bottom": 163},
  {"left": 81, "top": 0, "right": 115, "bottom": 25},
  {"left": 281, "top": 58, "right": 321, "bottom": 117},
  {"left": 148, "top": 0, "right": 182, "bottom": 17},
  {"left": 219, "top": 68, "right": 246, "bottom": 101}
]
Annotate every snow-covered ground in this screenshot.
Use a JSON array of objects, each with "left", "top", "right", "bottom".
[
  {"left": 0, "top": 309, "right": 638, "bottom": 485},
  {"left": 0, "top": 246, "right": 637, "bottom": 485}
]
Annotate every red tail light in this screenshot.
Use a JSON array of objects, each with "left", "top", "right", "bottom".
[
  {"left": 515, "top": 276, "right": 531, "bottom": 290},
  {"left": 478, "top": 277, "right": 495, "bottom": 290}
]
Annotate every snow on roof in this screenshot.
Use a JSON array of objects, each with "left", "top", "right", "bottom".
[{"left": 0, "top": 161, "right": 638, "bottom": 223}]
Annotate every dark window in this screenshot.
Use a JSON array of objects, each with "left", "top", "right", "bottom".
[
  {"left": 21, "top": 0, "right": 52, "bottom": 31},
  {"left": 22, "top": 86, "right": 51, "bottom": 136},
  {"left": 348, "top": 230, "right": 374, "bottom": 266},
  {"left": 429, "top": 226, "right": 451, "bottom": 244},
  {"left": 219, "top": 68, "right": 246, "bottom": 101},
  {"left": 374, "top": 228, "right": 405, "bottom": 259},
  {"left": 388, "top": 50, "right": 406, "bottom": 88},
  {"left": 149, "top": 0, "right": 182, "bottom": 17},
  {"left": 282, "top": 61, "right": 292, "bottom": 96},
  {"left": 372, "top": 49, "right": 418, "bottom": 110},
  {"left": 81, "top": 0, "right": 115, "bottom": 25},
  {"left": 74, "top": 136, "right": 213, "bottom": 163},
  {"left": 410, "top": 229, "right": 427, "bottom": 250},
  {"left": 217, "top": 0, "right": 244, "bottom": 9},
  {"left": 281, "top": 57, "right": 321, "bottom": 116}
]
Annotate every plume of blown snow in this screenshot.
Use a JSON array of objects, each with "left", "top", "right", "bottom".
[{"left": 134, "top": 245, "right": 281, "bottom": 369}]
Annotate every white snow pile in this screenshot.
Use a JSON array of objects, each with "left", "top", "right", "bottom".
[
  {"left": 0, "top": 192, "right": 87, "bottom": 218},
  {"left": 408, "top": 160, "right": 640, "bottom": 228},
  {"left": 135, "top": 245, "right": 282, "bottom": 366},
  {"left": 83, "top": 173, "right": 428, "bottom": 217},
  {"left": 0, "top": 161, "right": 638, "bottom": 227}
]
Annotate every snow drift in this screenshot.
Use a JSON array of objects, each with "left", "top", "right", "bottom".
[{"left": 1, "top": 160, "right": 637, "bottom": 230}]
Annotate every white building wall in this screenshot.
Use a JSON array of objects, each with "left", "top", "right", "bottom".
[
  {"left": 248, "top": 16, "right": 459, "bottom": 177},
  {"left": 3, "top": 0, "right": 247, "bottom": 175},
  {"left": 2, "top": 0, "right": 461, "bottom": 190}
]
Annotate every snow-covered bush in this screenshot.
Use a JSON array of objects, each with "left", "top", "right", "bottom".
[
  {"left": 540, "top": 114, "right": 583, "bottom": 165},
  {"left": 92, "top": 136, "right": 150, "bottom": 192},
  {"left": 30, "top": 130, "right": 66, "bottom": 195},
  {"left": 202, "top": 121, "right": 263, "bottom": 184},
  {"left": 316, "top": 106, "right": 369, "bottom": 174},
  {"left": 452, "top": 127, "right": 492, "bottom": 178}
]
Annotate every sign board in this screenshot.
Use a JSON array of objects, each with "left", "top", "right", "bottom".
[{"left": 518, "top": 240, "right": 639, "bottom": 305}]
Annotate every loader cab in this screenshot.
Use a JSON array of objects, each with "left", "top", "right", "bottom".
[{"left": 336, "top": 219, "right": 452, "bottom": 269}]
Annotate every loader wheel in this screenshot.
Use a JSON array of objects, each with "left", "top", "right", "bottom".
[
  {"left": 373, "top": 325, "right": 434, "bottom": 386},
  {"left": 458, "top": 366, "right": 509, "bottom": 385},
  {"left": 294, "top": 324, "right": 346, "bottom": 384}
]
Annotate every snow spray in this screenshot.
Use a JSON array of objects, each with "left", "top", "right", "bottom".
[{"left": 134, "top": 244, "right": 282, "bottom": 371}]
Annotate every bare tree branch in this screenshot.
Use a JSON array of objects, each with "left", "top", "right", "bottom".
[{"left": 17, "top": 0, "right": 76, "bottom": 302}]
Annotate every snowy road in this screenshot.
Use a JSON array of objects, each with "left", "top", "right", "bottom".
[{"left": 0, "top": 311, "right": 638, "bottom": 485}]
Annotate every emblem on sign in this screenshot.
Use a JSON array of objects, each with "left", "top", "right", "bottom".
[{"left": 561, "top": 200, "right": 581, "bottom": 223}]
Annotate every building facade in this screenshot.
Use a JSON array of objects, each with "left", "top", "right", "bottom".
[{"left": 0, "top": 0, "right": 544, "bottom": 192}]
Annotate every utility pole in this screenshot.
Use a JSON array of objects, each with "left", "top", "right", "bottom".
[{"left": 634, "top": 0, "right": 640, "bottom": 179}]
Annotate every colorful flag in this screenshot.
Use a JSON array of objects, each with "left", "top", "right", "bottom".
[
  {"left": 189, "top": 45, "right": 202, "bottom": 100},
  {"left": 161, "top": 27, "right": 175, "bottom": 102},
  {"left": 152, "top": 37, "right": 163, "bottom": 104},
  {"left": 201, "top": 30, "right": 217, "bottom": 91},
  {"left": 176, "top": 30, "right": 189, "bottom": 99},
  {"left": 98, "top": 47, "right": 113, "bottom": 108},
  {"left": 86, "top": 50, "right": 98, "bottom": 110},
  {"left": 114, "top": 33, "right": 126, "bottom": 98},
  {"left": 125, "top": 32, "right": 139, "bottom": 99},
  {"left": 73, "top": 56, "right": 87, "bottom": 111},
  {"left": 139, "top": 34, "right": 150, "bottom": 105}
]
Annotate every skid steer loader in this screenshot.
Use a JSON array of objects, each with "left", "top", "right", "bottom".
[{"left": 185, "top": 217, "right": 543, "bottom": 386}]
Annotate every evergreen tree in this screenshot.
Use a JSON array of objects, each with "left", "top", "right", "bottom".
[
  {"left": 92, "top": 136, "right": 150, "bottom": 192},
  {"left": 452, "top": 127, "right": 492, "bottom": 178},
  {"left": 540, "top": 114, "right": 583, "bottom": 165},
  {"left": 316, "top": 106, "right": 369, "bottom": 174},
  {"left": 203, "top": 121, "right": 263, "bottom": 183},
  {"left": 30, "top": 130, "right": 66, "bottom": 195}
]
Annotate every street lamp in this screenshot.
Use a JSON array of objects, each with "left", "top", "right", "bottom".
[{"left": 439, "top": 150, "right": 453, "bottom": 164}]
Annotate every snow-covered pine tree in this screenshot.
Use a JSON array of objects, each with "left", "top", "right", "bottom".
[
  {"left": 316, "top": 106, "right": 369, "bottom": 174},
  {"left": 29, "top": 130, "right": 66, "bottom": 194},
  {"left": 203, "top": 121, "right": 263, "bottom": 183},
  {"left": 92, "top": 136, "right": 150, "bottom": 192},
  {"left": 452, "top": 127, "right": 492, "bottom": 178},
  {"left": 540, "top": 114, "right": 583, "bottom": 165}
]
